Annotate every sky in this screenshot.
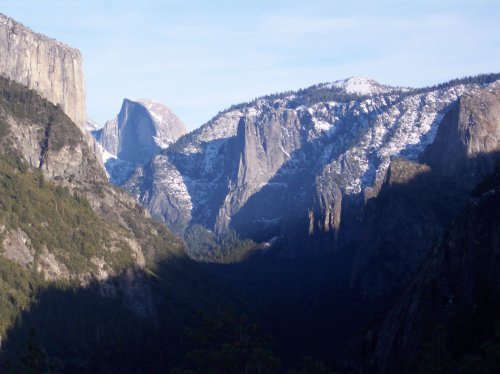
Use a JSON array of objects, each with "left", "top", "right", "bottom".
[{"left": 1, "top": 0, "right": 499, "bottom": 130}]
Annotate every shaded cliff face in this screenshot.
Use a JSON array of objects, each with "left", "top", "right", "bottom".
[
  {"left": 351, "top": 84, "right": 500, "bottom": 298},
  {"left": 94, "top": 98, "right": 186, "bottom": 184},
  {"left": 350, "top": 159, "right": 467, "bottom": 298},
  {"left": 0, "top": 13, "right": 85, "bottom": 130},
  {"left": 356, "top": 168, "right": 500, "bottom": 373},
  {"left": 125, "top": 76, "right": 496, "bottom": 248}
]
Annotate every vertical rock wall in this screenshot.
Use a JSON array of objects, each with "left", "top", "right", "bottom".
[{"left": 0, "top": 13, "right": 86, "bottom": 130}]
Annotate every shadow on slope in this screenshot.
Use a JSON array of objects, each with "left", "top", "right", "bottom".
[
  {"left": 352, "top": 163, "right": 500, "bottom": 373},
  {"left": 0, "top": 255, "right": 234, "bottom": 373},
  {"left": 350, "top": 159, "right": 468, "bottom": 299}
]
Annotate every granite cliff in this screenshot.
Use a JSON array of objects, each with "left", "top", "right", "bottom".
[{"left": 0, "top": 13, "right": 85, "bottom": 130}]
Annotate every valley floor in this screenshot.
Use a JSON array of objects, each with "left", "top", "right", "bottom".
[{"left": 202, "top": 250, "right": 390, "bottom": 371}]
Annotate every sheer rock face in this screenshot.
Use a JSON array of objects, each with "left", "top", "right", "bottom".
[
  {"left": 0, "top": 15, "right": 219, "bottom": 336},
  {"left": 94, "top": 98, "right": 186, "bottom": 184},
  {"left": 213, "top": 109, "right": 304, "bottom": 235},
  {"left": 0, "top": 13, "right": 86, "bottom": 131},
  {"left": 98, "top": 98, "right": 186, "bottom": 161},
  {"left": 422, "top": 86, "right": 500, "bottom": 188}
]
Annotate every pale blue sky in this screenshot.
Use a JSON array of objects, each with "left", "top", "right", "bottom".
[{"left": 2, "top": 0, "right": 499, "bottom": 130}]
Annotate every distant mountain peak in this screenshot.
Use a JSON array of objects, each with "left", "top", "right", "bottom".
[
  {"left": 93, "top": 97, "right": 187, "bottom": 185},
  {"left": 135, "top": 97, "right": 162, "bottom": 105},
  {"left": 323, "top": 76, "right": 394, "bottom": 96},
  {"left": 85, "top": 119, "right": 101, "bottom": 132},
  {"left": 99, "top": 98, "right": 187, "bottom": 155}
]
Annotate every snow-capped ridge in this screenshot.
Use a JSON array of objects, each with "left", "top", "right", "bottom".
[
  {"left": 124, "top": 75, "right": 500, "bottom": 241},
  {"left": 85, "top": 119, "right": 102, "bottom": 132},
  {"left": 323, "top": 76, "right": 394, "bottom": 96}
]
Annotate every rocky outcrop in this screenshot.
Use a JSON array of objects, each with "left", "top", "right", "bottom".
[
  {"left": 214, "top": 108, "right": 304, "bottom": 234},
  {"left": 0, "top": 13, "right": 86, "bottom": 130},
  {"left": 423, "top": 84, "right": 500, "bottom": 188},
  {"left": 1, "top": 227, "right": 34, "bottom": 267},
  {"left": 0, "top": 13, "right": 106, "bottom": 176},
  {"left": 0, "top": 75, "right": 188, "bottom": 284},
  {"left": 0, "top": 76, "right": 106, "bottom": 183}
]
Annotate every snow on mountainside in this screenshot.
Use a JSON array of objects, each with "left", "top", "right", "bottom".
[
  {"left": 122, "top": 75, "right": 500, "bottom": 251},
  {"left": 323, "top": 76, "right": 396, "bottom": 95},
  {"left": 85, "top": 119, "right": 101, "bottom": 132},
  {"left": 136, "top": 98, "right": 187, "bottom": 149}
]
